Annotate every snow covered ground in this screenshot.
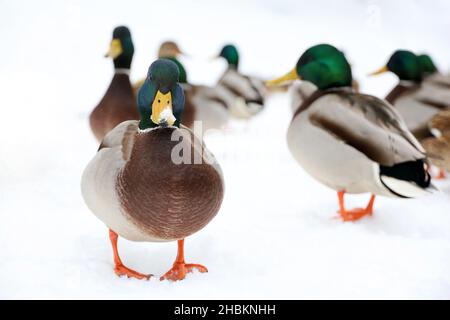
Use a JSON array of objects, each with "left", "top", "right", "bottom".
[{"left": 1, "top": 0, "right": 450, "bottom": 299}]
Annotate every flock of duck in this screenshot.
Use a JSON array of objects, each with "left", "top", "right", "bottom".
[{"left": 81, "top": 26, "right": 450, "bottom": 281}]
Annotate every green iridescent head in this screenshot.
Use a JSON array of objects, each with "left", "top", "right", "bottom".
[
  {"left": 105, "top": 26, "right": 135, "bottom": 69},
  {"left": 219, "top": 44, "right": 239, "bottom": 69},
  {"left": 418, "top": 54, "right": 438, "bottom": 75},
  {"left": 267, "top": 44, "right": 353, "bottom": 90},
  {"left": 157, "top": 41, "right": 188, "bottom": 83},
  {"left": 164, "top": 57, "right": 187, "bottom": 84},
  {"left": 137, "top": 59, "right": 185, "bottom": 129},
  {"left": 371, "top": 50, "right": 422, "bottom": 82}
]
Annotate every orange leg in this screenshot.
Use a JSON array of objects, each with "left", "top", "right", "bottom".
[
  {"left": 109, "top": 229, "right": 151, "bottom": 280},
  {"left": 337, "top": 191, "right": 376, "bottom": 222},
  {"left": 160, "top": 239, "right": 208, "bottom": 281},
  {"left": 436, "top": 169, "right": 447, "bottom": 180}
]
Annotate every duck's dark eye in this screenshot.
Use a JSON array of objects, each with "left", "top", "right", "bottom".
[
  {"left": 158, "top": 99, "right": 161, "bottom": 103},
  {"left": 167, "top": 100, "right": 170, "bottom": 104}
]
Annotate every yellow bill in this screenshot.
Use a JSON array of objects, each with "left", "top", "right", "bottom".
[
  {"left": 369, "top": 65, "right": 389, "bottom": 76},
  {"left": 151, "top": 90, "right": 176, "bottom": 126},
  {"left": 266, "top": 68, "right": 300, "bottom": 86},
  {"left": 105, "top": 39, "right": 123, "bottom": 59}
]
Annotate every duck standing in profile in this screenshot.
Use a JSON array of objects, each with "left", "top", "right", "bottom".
[
  {"left": 81, "top": 59, "right": 224, "bottom": 281},
  {"left": 268, "top": 44, "right": 434, "bottom": 222},
  {"left": 370, "top": 50, "right": 450, "bottom": 140},
  {"left": 215, "top": 44, "right": 266, "bottom": 119},
  {"left": 89, "top": 26, "right": 139, "bottom": 141}
]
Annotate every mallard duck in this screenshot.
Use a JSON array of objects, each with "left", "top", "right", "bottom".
[
  {"left": 81, "top": 59, "right": 224, "bottom": 281},
  {"left": 267, "top": 44, "right": 434, "bottom": 222},
  {"left": 215, "top": 44, "right": 266, "bottom": 119},
  {"left": 90, "top": 26, "right": 139, "bottom": 141},
  {"left": 370, "top": 50, "right": 450, "bottom": 140},
  {"left": 133, "top": 41, "right": 229, "bottom": 131}
]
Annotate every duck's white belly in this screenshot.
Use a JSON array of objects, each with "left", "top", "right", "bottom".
[
  {"left": 81, "top": 148, "right": 163, "bottom": 242},
  {"left": 287, "top": 111, "right": 390, "bottom": 196}
]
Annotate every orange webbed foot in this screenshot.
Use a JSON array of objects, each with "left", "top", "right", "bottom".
[
  {"left": 339, "top": 207, "right": 373, "bottom": 222},
  {"left": 435, "top": 169, "right": 447, "bottom": 180},
  {"left": 114, "top": 264, "right": 152, "bottom": 280},
  {"left": 337, "top": 192, "right": 375, "bottom": 222},
  {"left": 160, "top": 262, "right": 208, "bottom": 282}
]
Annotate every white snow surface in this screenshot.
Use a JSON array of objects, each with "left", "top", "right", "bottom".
[{"left": 1, "top": 0, "right": 450, "bottom": 299}]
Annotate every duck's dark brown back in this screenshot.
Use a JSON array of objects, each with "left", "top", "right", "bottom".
[{"left": 90, "top": 73, "right": 139, "bottom": 141}]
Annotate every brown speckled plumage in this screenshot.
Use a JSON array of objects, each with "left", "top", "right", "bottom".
[
  {"left": 421, "top": 110, "right": 450, "bottom": 171},
  {"left": 422, "top": 134, "right": 450, "bottom": 171},
  {"left": 90, "top": 73, "right": 139, "bottom": 141},
  {"left": 429, "top": 109, "right": 450, "bottom": 135},
  {"left": 116, "top": 127, "right": 223, "bottom": 241}
]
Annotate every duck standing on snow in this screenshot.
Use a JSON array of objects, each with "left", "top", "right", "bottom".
[
  {"left": 89, "top": 26, "right": 139, "bottom": 141},
  {"left": 157, "top": 41, "right": 229, "bottom": 130},
  {"left": 267, "top": 44, "right": 435, "bottom": 222},
  {"left": 370, "top": 50, "right": 450, "bottom": 140},
  {"left": 81, "top": 59, "right": 224, "bottom": 281},
  {"left": 215, "top": 44, "right": 266, "bottom": 119}
]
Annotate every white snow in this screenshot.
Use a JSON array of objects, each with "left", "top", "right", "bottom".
[{"left": 1, "top": 0, "right": 450, "bottom": 300}]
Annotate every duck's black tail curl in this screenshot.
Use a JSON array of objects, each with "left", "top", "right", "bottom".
[{"left": 380, "top": 159, "right": 432, "bottom": 198}]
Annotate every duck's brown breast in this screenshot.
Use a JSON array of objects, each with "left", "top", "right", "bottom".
[
  {"left": 116, "top": 127, "right": 223, "bottom": 241},
  {"left": 90, "top": 73, "right": 139, "bottom": 141}
]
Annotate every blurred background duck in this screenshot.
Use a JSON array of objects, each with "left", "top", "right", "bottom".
[
  {"left": 81, "top": 59, "right": 224, "bottom": 281},
  {"left": 267, "top": 44, "right": 434, "bottom": 222},
  {"left": 417, "top": 54, "right": 450, "bottom": 179},
  {"left": 418, "top": 54, "right": 450, "bottom": 87},
  {"left": 422, "top": 110, "right": 450, "bottom": 179},
  {"left": 370, "top": 50, "right": 450, "bottom": 141},
  {"left": 214, "top": 44, "right": 266, "bottom": 119},
  {"left": 89, "top": 26, "right": 139, "bottom": 141}
]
